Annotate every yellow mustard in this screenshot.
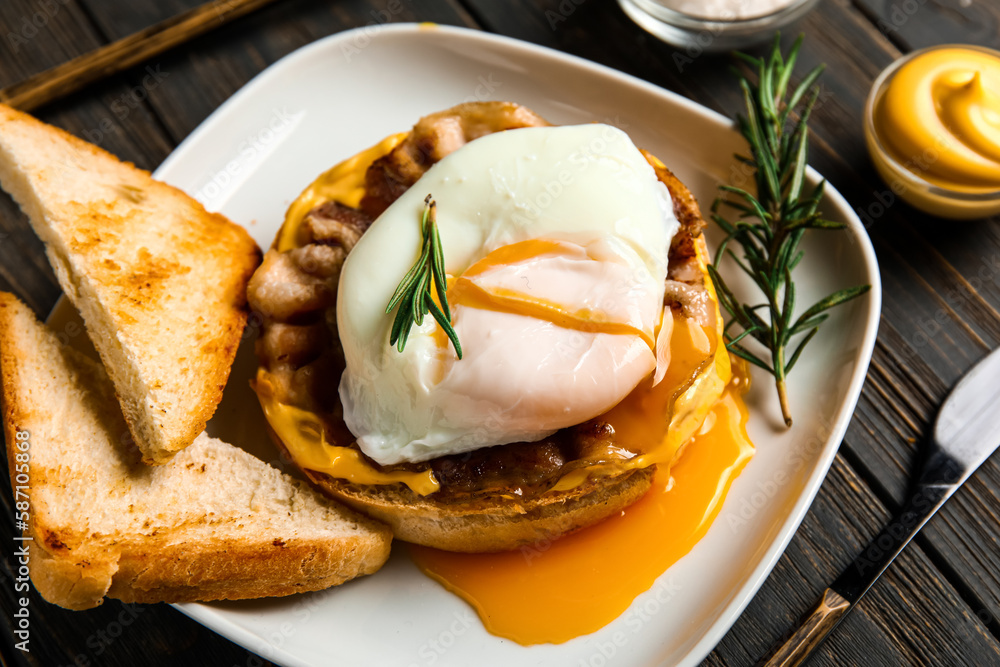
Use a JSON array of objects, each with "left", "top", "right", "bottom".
[
  {"left": 875, "top": 47, "right": 1000, "bottom": 192},
  {"left": 276, "top": 132, "right": 408, "bottom": 252}
]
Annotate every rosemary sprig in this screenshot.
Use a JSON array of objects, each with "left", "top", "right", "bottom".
[
  {"left": 708, "top": 35, "right": 870, "bottom": 427},
  {"left": 386, "top": 195, "right": 463, "bottom": 358}
]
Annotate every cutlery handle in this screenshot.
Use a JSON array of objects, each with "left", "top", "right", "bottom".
[
  {"left": 0, "top": 0, "right": 279, "bottom": 112},
  {"left": 760, "top": 588, "right": 852, "bottom": 667}
]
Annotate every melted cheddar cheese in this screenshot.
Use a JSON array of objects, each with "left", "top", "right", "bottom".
[
  {"left": 255, "top": 391, "right": 439, "bottom": 494},
  {"left": 275, "top": 132, "right": 407, "bottom": 252},
  {"left": 409, "top": 382, "right": 752, "bottom": 645}
]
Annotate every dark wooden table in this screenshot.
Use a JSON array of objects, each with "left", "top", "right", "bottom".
[{"left": 1, "top": 1, "right": 999, "bottom": 665}]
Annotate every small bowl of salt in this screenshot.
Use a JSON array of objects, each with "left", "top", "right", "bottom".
[{"left": 618, "top": 0, "right": 820, "bottom": 52}]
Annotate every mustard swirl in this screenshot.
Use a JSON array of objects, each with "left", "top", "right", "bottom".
[{"left": 876, "top": 47, "right": 1000, "bottom": 191}]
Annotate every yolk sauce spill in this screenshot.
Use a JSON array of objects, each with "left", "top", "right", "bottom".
[
  {"left": 408, "top": 386, "right": 753, "bottom": 646},
  {"left": 440, "top": 238, "right": 656, "bottom": 349},
  {"left": 277, "top": 136, "right": 756, "bottom": 644},
  {"left": 601, "top": 315, "right": 714, "bottom": 461}
]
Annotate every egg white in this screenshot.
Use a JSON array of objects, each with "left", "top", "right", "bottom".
[{"left": 337, "top": 124, "right": 678, "bottom": 465}]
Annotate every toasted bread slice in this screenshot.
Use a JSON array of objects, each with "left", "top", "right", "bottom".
[
  {"left": 0, "top": 293, "right": 391, "bottom": 610},
  {"left": 0, "top": 104, "right": 261, "bottom": 463}
]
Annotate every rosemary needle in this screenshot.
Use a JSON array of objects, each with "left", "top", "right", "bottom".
[
  {"left": 708, "top": 35, "right": 870, "bottom": 427},
  {"left": 386, "top": 195, "right": 463, "bottom": 359}
]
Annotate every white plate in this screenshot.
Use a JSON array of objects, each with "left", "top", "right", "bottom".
[{"left": 54, "top": 23, "right": 881, "bottom": 667}]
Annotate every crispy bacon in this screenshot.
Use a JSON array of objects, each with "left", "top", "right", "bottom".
[
  {"left": 297, "top": 201, "right": 372, "bottom": 249},
  {"left": 361, "top": 102, "right": 549, "bottom": 218}
]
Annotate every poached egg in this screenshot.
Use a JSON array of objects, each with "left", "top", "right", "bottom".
[{"left": 337, "top": 124, "right": 678, "bottom": 465}]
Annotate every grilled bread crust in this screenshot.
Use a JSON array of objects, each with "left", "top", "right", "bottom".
[
  {"left": 0, "top": 293, "right": 391, "bottom": 610},
  {"left": 0, "top": 104, "right": 262, "bottom": 464}
]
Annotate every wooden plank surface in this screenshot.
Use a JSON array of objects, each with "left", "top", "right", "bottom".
[
  {"left": 706, "top": 455, "right": 1000, "bottom": 666},
  {"left": 1, "top": 0, "right": 999, "bottom": 665},
  {"left": 460, "top": 0, "right": 1000, "bottom": 656},
  {"left": 76, "top": 0, "right": 479, "bottom": 143},
  {"left": 852, "top": 0, "right": 1000, "bottom": 51}
]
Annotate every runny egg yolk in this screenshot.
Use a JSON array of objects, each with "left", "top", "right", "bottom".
[
  {"left": 432, "top": 237, "right": 657, "bottom": 354},
  {"left": 408, "top": 382, "right": 753, "bottom": 645}
]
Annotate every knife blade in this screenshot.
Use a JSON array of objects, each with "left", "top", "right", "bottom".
[{"left": 760, "top": 345, "right": 1000, "bottom": 667}]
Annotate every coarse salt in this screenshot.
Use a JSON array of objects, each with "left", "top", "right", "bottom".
[{"left": 660, "top": 0, "right": 797, "bottom": 20}]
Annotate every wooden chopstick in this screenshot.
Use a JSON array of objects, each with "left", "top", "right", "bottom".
[{"left": 0, "top": 0, "right": 282, "bottom": 112}]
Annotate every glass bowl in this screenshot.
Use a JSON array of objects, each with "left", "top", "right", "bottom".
[
  {"left": 864, "top": 44, "right": 1000, "bottom": 220},
  {"left": 618, "top": 0, "right": 820, "bottom": 52}
]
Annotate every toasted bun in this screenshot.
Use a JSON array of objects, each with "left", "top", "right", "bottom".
[
  {"left": 253, "top": 102, "right": 717, "bottom": 553},
  {"left": 0, "top": 293, "right": 391, "bottom": 610},
  {"left": 311, "top": 469, "right": 654, "bottom": 553},
  {"left": 0, "top": 104, "right": 262, "bottom": 464},
  {"left": 261, "top": 421, "right": 653, "bottom": 552}
]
